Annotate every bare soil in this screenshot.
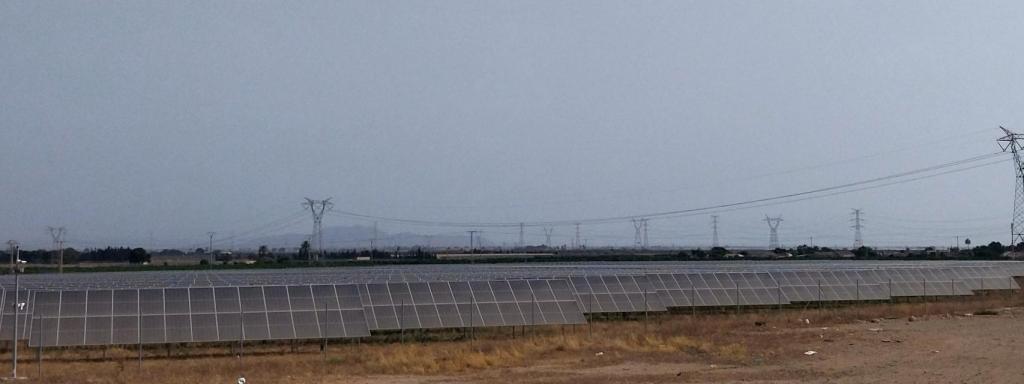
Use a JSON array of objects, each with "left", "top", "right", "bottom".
[{"left": 15, "top": 295, "right": 1024, "bottom": 384}]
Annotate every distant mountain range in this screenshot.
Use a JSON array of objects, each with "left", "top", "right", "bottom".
[{"left": 241, "top": 225, "right": 479, "bottom": 250}]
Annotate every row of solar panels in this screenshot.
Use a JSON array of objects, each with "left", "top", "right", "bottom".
[
  {"left": 20, "top": 279, "right": 589, "bottom": 347},
  {"left": 2, "top": 269, "right": 1018, "bottom": 347},
  {"left": 6, "top": 264, "right": 1020, "bottom": 290}
]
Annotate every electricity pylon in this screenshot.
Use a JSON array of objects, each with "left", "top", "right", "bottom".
[
  {"left": 47, "top": 226, "right": 66, "bottom": 273},
  {"left": 302, "top": 198, "right": 333, "bottom": 261},
  {"left": 543, "top": 227, "right": 554, "bottom": 248},
  {"left": 998, "top": 127, "right": 1024, "bottom": 247},
  {"left": 711, "top": 215, "right": 720, "bottom": 248},
  {"left": 851, "top": 209, "right": 864, "bottom": 248},
  {"left": 764, "top": 215, "right": 783, "bottom": 249},
  {"left": 632, "top": 219, "right": 643, "bottom": 249}
]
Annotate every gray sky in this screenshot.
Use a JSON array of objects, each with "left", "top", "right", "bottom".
[{"left": 2, "top": 1, "right": 1023, "bottom": 250}]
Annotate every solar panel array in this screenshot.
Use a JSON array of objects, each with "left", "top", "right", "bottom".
[
  {"left": 29, "top": 285, "right": 369, "bottom": 347},
  {"left": 567, "top": 275, "right": 667, "bottom": 313},
  {"left": 359, "top": 279, "right": 585, "bottom": 330},
  {"left": 647, "top": 272, "right": 786, "bottom": 307},
  {"left": 0, "top": 290, "right": 33, "bottom": 341},
  {"left": 0, "top": 260, "right": 1015, "bottom": 348}
]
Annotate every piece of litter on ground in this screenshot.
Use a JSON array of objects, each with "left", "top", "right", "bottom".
[
  {"left": 868, "top": 328, "right": 883, "bottom": 332},
  {"left": 595, "top": 352, "right": 604, "bottom": 356},
  {"left": 881, "top": 339, "right": 892, "bottom": 343},
  {"left": 804, "top": 351, "right": 817, "bottom": 356},
  {"left": 931, "top": 350, "right": 939, "bottom": 353}
]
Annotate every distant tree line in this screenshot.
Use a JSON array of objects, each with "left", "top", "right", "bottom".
[{"left": 0, "top": 247, "right": 150, "bottom": 265}]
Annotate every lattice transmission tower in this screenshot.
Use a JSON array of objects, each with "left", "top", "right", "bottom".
[
  {"left": 302, "top": 197, "right": 333, "bottom": 261},
  {"left": 47, "top": 226, "right": 66, "bottom": 273},
  {"left": 642, "top": 219, "right": 649, "bottom": 248},
  {"left": 543, "top": 227, "right": 554, "bottom": 248},
  {"left": 632, "top": 218, "right": 644, "bottom": 249},
  {"left": 851, "top": 209, "right": 864, "bottom": 248},
  {"left": 711, "top": 215, "right": 719, "bottom": 248},
  {"left": 574, "top": 223, "right": 581, "bottom": 249},
  {"left": 764, "top": 215, "right": 783, "bottom": 249},
  {"left": 999, "top": 127, "right": 1024, "bottom": 247}
]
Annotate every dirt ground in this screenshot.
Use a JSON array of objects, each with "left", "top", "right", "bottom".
[
  {"left": 436, "top": 309, "right": 1024, "bottom": 384},
  {"left": 15, "top": 296, "right": 1024, "bottom": 384}
]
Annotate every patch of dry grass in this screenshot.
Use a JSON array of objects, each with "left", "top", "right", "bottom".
[{"left": 10, "top": 293, "right": 1023, "bottom": 383}]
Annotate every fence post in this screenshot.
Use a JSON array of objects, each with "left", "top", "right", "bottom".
[
  {"left": 470, "top": 294, "right": 475, "bottom": 341},
  {"left": 1009, "top": 276, "right": 1014, "bottom": 300},
  {"left": 643, "top": 288, "right": 648, "bottom": 332},
  {"left": 530, "top": 291, "right": 536, "bottom": 337},
  {"left": 734, "top": 281, "right": 740, "bottom": 313},
  {"left": 817, "top": 280, "right": 822, "bottom": 310},
  {"left": 35, "top": 313, "right": 40, "bottom": 379},
  {"left": 777, "top": 284, "right": 782, "bottom": 311},
  {"left": 690, "top": 286, "right": 696, "bottom": 316},
  {"left": 588, "top": 293, "right": 593, "bottom": 337},
  {"left": 322, "top": 306, "right": 328, "bottom": 361},
  {"left": 239, "top": 306, "right": 245, "bottom": 361},
  {"left": 137, "top": 296, "right": 142, "bottom": 370}
]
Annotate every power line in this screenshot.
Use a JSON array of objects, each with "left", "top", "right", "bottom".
[{"left": 329, "top": 152, "right": 1005, "bottom": 229}]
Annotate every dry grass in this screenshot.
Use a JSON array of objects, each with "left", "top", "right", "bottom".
[{"left": 11, "top": 293, "right": 1024, "bottom": 383}]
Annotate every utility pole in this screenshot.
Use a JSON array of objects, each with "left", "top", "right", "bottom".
[
  {"left": 998, "top": 126, "right": 1024, "bottom": 248},
  {"left": 764, "top": 215, "right": 783, "bottom": 250},
  {"left": 711, "top": 215, "right": 720, "bottom": 248},
  {"left": 543, "top": 227, "right": 554, "bottom": 248},
  {"left": 519, "top": 222, "right": 525, "bottom": 248},
  {"left": 206, "top": 231, "right": 216, "bottom": 263},
  {"left": 9, "top": 257, "right": 24, "bottom": 380},
  {"left": 47, "top": 226, "right": 66, "bottom": 273},
  {"left": 5, "top": 241, "right": 17, "bottom": 274},
  {"left": 302, "top": 198, "right": 333, "bottom": 262},
  {"left": 851, "top": 209, "right": 864, "bottom": 248},
  {"left": 466, "top": 230, "right": 480, "bottom": 251},
  {"left": 372, "top": 221, "right": 378, "bottom": 250}
]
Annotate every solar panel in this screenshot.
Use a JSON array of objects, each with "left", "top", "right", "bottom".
[{"left": 29, "top": 284, "right": 371, "bottom": 347}]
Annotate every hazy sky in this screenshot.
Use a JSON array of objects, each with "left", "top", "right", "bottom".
[{"left": 3, "top": 1, "right": 1024, "bottom": 250}]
